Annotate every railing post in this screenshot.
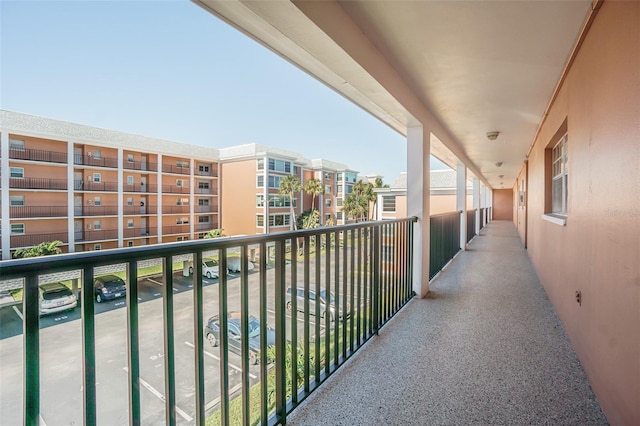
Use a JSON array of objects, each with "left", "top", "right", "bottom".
[
  {"left": 372, "top": 225, "right": 381, "bottom": 335},
  {"left": 82, "top": 267, "right": 96, "bottom": 426},
  {"left": 274, "top": 240, "right": 287, "bottom": 424},
  {"left": 23, "top": 274, "right": 39, "bottom": 426},
  {"left": 126, "top": 261, "right": 141, "bottom": 426}
]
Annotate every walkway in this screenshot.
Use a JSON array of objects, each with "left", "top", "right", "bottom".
[{"left": 288, "top": 221, "right": 607, "bottom": 425}]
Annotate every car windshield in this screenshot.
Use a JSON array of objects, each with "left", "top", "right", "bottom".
[
  {"left": 103, "top": 279, "right": 123, "bottom": 288},
  {"left": 42, "top": 288, "right": 72, "bottom": 300},
  {"left": 204, "top": 260, "right": 217, "bottom": 268},
  {"left": 319, "top": 290, "right": 335, "bottom": 304},
  {"left": 248, "top": 317, "right": 261, "bottom": 338}
]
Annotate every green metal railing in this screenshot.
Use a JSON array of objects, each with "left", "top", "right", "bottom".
[
  {"left": 0, "top": 217, "right": 416, "bottom": 426},
  {"left": 429, "top": 211, "right": 461, "bottom": 280},
  {"left": 466, "top": 209, "right": 476, "bottom": 243}
]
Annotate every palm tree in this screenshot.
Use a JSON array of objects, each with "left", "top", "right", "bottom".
[
  {"left": 303, "top": 178, "right": 324, "bottom": 212},
  {"left": 370, "top": 178, "right": 388, "bottom": 220},
  {"left": 203, "top": 228, "right": 224, "bottom": 239},
  {"left": 13, "top": 240, "right": 63, "bottom": 258},
  {"left": 278, "top": 175, "right": 302, "bottom": 230}
]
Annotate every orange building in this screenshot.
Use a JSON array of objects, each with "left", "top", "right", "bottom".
[{"left": 1, "top": 111, "right": 220, "bottom": 259}]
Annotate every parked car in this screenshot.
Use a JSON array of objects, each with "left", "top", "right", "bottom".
[
  {"left": 285, "top": 287, "right": 350, "bottom": 322},
  {"left": 189, "top": 259, "right": 219, "bottom": 279},
  {"left": 226, "top": 256, "right": 255, "bottom": 273},
  {"left": 39, "top": 282, "right": 77, "bottom": 315},
  {"left": 94, "top": 275, "right": 127, "bottom": 303},
  {"left": 204, "top": 311, "right": 275, "bottom": 364}
]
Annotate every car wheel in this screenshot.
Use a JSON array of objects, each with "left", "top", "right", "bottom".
[
  {"left": 189, "top": 266, "right": 193, "bottom": 275},
  {"left": 286, "top": 301, "right": 292, "bottom": 312},
  {"left": 206, "top": 333, "right": 218, "bottom": 347},
  {"left": 206, "top": 271, "right": 213, "bottom": 279},
  {"left": 249, "top": 352, "right": 258, "bottom": 365},
  {"left": 96, "top": 293, "right": 103, "bottom": 303}
]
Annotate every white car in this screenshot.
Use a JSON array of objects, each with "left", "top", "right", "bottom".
[
  {"left": 226, "top": 256, "right": 255, "bottom": 273},
  {"left": 39, "top": 282, "right": 77, "bottom": 315},
  {"left": 189, "top": 259, "right": 219, "bottom": 279}
]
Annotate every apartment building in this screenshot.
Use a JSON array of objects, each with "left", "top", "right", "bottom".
[
  {"left": 0, "top": 110, "right": 220, "bottom": 260},
  {"left": 218, "top": 145, "right": 360, "bottom": 236}
]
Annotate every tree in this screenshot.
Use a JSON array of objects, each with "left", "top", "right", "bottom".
[
  {"left": 13, "top": 240, "right": 63, "bottom": 258},
  {"left": 370, "top": 178, "right": 388, "bottom": 220},
  {"left": 303, "top": 178, "right": 324, "bottom": 212},
  {"left": 278, "top": 175, "right": 302, "bottom": 230},
  {"left": 300, "top": 209, "right": 320, "bottom": 229},
  {"left": 203, "top": 228, "right": 224, "bottom": 239},
  {"left": 342, "top": 180, "right": 372, "bottom": 222}
]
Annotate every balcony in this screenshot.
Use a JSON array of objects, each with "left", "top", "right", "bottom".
[
  {"left": 74, "top": 180, "right": 118, "bottom": 192},
  {"left": 9, "top": 232, "right": 69, "bottom": 248},
  {"left": 10, "top": 177, "right": 67, "bottom": 190},
  {"left": 0, "top": 218, "right": 606, "bottom": 425},
  {"left": 124, "top": 205, "right": 158, "bottom": 215},
  {"left": 74, "top": 154, "right": 118, "bottom": 168},
  {"left": 75, "top": 228, "right": 119, "bottom": 242},
  {"left": 10, "top": 206, "right": 68, "bottom": 218},
  {"left": 123, "top": 227, "right": 157, "bottom": 238},
  {"left": 123, "top": 183, "right": 158, "bottom": 193},
  {"left": 162, "top": 164, "right": 190, "bottom": 175},
  {"left": 162, "top": 184, "right": 190, "bottom": 194},
  {"left": 195, "top": 205, "right": 216, "bottom": 213},
  {"left": 123, "top": 160, "right": 158, "bottom": 172},
  {"left": 9, "top": 148, "right": 67, "bottom": 164},
  {"left": 74, "top": 205, "right": 119, "bottom": 216},
  {"left": 162, "top": 205, "right": 190, "bottom": 214},
  {"left": 162, "top": 225, "right": 191, "bottom": 235}
]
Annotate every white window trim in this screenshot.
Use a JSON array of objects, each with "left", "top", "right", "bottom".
[{"left": 542, "top": 214, "right": 567, "bottom": 227}]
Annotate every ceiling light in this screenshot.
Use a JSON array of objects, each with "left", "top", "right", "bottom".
[
  {"left": 499, "top": 175, "right": 504, "bottom": 178},
  {"left": 495, "top": 162, "right": 503, "bottom": 167},
  {"left": 486, "top": 131, "right": 500, "bottom": 141}
]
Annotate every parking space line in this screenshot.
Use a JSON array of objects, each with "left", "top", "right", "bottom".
[
  {"left": 122, "top": 367, "right": 193, "bottom": 422},
  {"left": 266, "top": 308, "right": 325, "bottom": 329},
  {"left": 39, "top": 414, "right": 47, "bottom": 426},
  {"left": 204, "top": 383, "right": 243, "bottom": 412},
  {"left": 12, "top": 306, "right": 23, "bottom": 320},
  {"left": 184, "top": 342, "right": 257, "bottom": 379},
  {"left": 147, "top": 278, "right": 163, "bottom": 286}
]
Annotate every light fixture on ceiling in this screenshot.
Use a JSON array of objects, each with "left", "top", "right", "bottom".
[
  {"left": 486, "top": 131, "right": 500, "bottom": 141},
  {"left": 495, "top": 162, "right": 503, "bottom": 167},
  {"left": 499, "top": 174, "right": 504, "bottom": 178}
]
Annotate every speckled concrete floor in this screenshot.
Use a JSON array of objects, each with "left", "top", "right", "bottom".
[{"left": 287, "top": 221, "right": 608, "bottom": 425}]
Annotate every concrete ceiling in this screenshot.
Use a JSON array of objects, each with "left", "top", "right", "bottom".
[{"left": 194, "top": 0, "right": 593, "bottom": 189}]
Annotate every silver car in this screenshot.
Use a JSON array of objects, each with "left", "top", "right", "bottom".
[
  {"left": 285, "top": 286, "right": 350, "bottom": 322},
  {"left": 39, "top": 282, "right": 77, "bottom": 315}
]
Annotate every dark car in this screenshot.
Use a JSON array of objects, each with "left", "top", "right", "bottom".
[
  {"left": 204, "top": 311, "right": 276, "bottom": 364},
  {"left": 94, "top": 274, "right": 127, "bottom": 303}
]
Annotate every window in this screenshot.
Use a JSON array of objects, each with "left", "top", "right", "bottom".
[
  {"left": 551, "top": 135, "right": 568, "bottom": 215},
  {"left": 267, "top": 195, "right": 291, "bottom": 207},
  {"left": 94, "top": 244, "right": 102, "bottom": 251},
  {"left": 198, "top": 199, "right": 210, "bottom": 206},
  {"left": 176, "top": 236, "right": 189, "bottom": 241},
  {"left": 337, "top": 185, "right": 343, "bottom": 194},
  {"left": 127, "top": 197, "right": 134, "bottom": 206},
  {"left": 93, "top": 150, "right": 101, "bottom": 159},
  {"left": 10, "top": 196, "right": 24, "bottom": 206},
  {"left": 9, "top": 138, "right": 25, "bottom": 151},
  {"left": 336, "top": 212, "right": 343, "bottom": 220},
  {"left": 198, "top": 216, "right": 210, "bottom": 223},
  {"left": 94, "top": 197, "right": 102, "bottom": 206},
  {"left": 127, "top": 219, "right": 134, "bottom": 228},
  {"left": 268, "top": 214, "right": 291, "bottom": 227},
  {"left": 93, "top": 221, "right": 102, "bottom": 230},
  {"left": 294, "top": 166, "right": 300, "bottom": 175},
  {"left": 127, "top": 176, "right": 134, "bottom": 185},
  {"left": 10, "top": 167, "right": 24, "bottom": 178},
  {"left": 345, "top": 173, "right": 357, "bottom": 183},
  {"left": 325, "top": 198, "right": 332, "bottom": 208},
  {"left": 382, "top": 196, "right": 396, "bottom": 212},
  {"left": 176, "top": 179, "right": 184, "bottom": 187},
  {"left": 176, "top": 198, "right": 188, "bottom": 206},
  {"left": 336, "top": 174, "right": 343, "bottom": 182},
  {"left": 324, "top": 173, "right": 331, "bottom": 180},
  {"left": 11, "top": 223, "right": 25, "bottom": 234},
  {"left": 128, "top": 241, "right": 134, "bottom": 247},
  {"left": 337, "top": 198, "right": 344, "bottom": 207},
  {"left": 177, "top": 160, "right": 189, "bottom": 169},
  {"left": 345, "top": 184, "right": 353, "bottom": 195},
  {"left": 198, "top": 181, "right": 210, "bottom": 189},
  {"left": 257, "top": 158, "right": 264, "bottom": 170},
  {"left": 199, "top": 165, "right": 210, "bottom": 173},
  {"left": 256, "top": 215, "right": 264, "bottom": 227},
  {"left": 256, "top": 195, "right": 265, "bottom": 207},
  {"left": 177, "top": 217, "right": 189, "bottom": 225},
  {"left": 93, "top": 173, "right": 101, "bottom": 183},
  {"left": 257, "top": 175, "right": 264, "bottom": 187},
  {"left": 292, "top": 198, "right": 297, "bottom": 208},
  {"left": 325, "top": 185, "right": 332, "bottom": 194},
  {"left": 268, "top": 158, "right": 291, "bottom": 173},
  {"left": 268, "top": 175, "right": 283, "bottom": 188},
  {"left": 127, "top": 154, "right": 134, "bottom": 163}
]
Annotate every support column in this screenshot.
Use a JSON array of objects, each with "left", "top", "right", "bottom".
[
  {"left": 1, "top": 132, "right": 11, "bottom": 260},
  {"left": 157, "top": 154, "right": 163, "bottom": 243},
  {"left": 473, "top": 178, "right": 480, "bottom": 235},
  {"left": 480, "top": 184, "right": 487, "bottom": 226},
  {"left": 117, "top": 148, "right": 124, "bottom": 247},
  {"left": 456, "top": 163, "right": 467, "bottom": 250},
  {"left": 407, "top": 126, "right": 430, "bottom": 298},
  {"left": 67, "top": 141, "right": 75, "bottom": 252}
]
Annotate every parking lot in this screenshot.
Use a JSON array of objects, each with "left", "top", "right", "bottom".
[{"left": 0, "top": 262, "right": 350, "bottom": 425}]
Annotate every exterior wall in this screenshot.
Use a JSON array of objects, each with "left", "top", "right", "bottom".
[
  {"left": 220, "top": 159, "right": 258, "bottom": 236},
  {"left": 429, "top": 193, "right": 473, "bottom": 215},
  {"left": 523, "top": 2, "right": 639, "bottom": 423},
  {"left": 514, "top": 163, "right": 528, "bottom": 244},
  {"left": 492, "top": 189, "right": 512, "bottom": 220}
]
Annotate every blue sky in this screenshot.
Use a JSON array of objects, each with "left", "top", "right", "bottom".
[{"left": 1, "top": 1, "right": 445, "bottom": 181}]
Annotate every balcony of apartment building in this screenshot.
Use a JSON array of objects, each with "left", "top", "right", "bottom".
[
  {"left": 122, "top": 156, "right": 158, "bottom": 172},
  {"left": 73, "top": 152, "right": 119, "bottom": 168},
  {"left": 8, "top": 146, "right": 67, "bottom": 164}
]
